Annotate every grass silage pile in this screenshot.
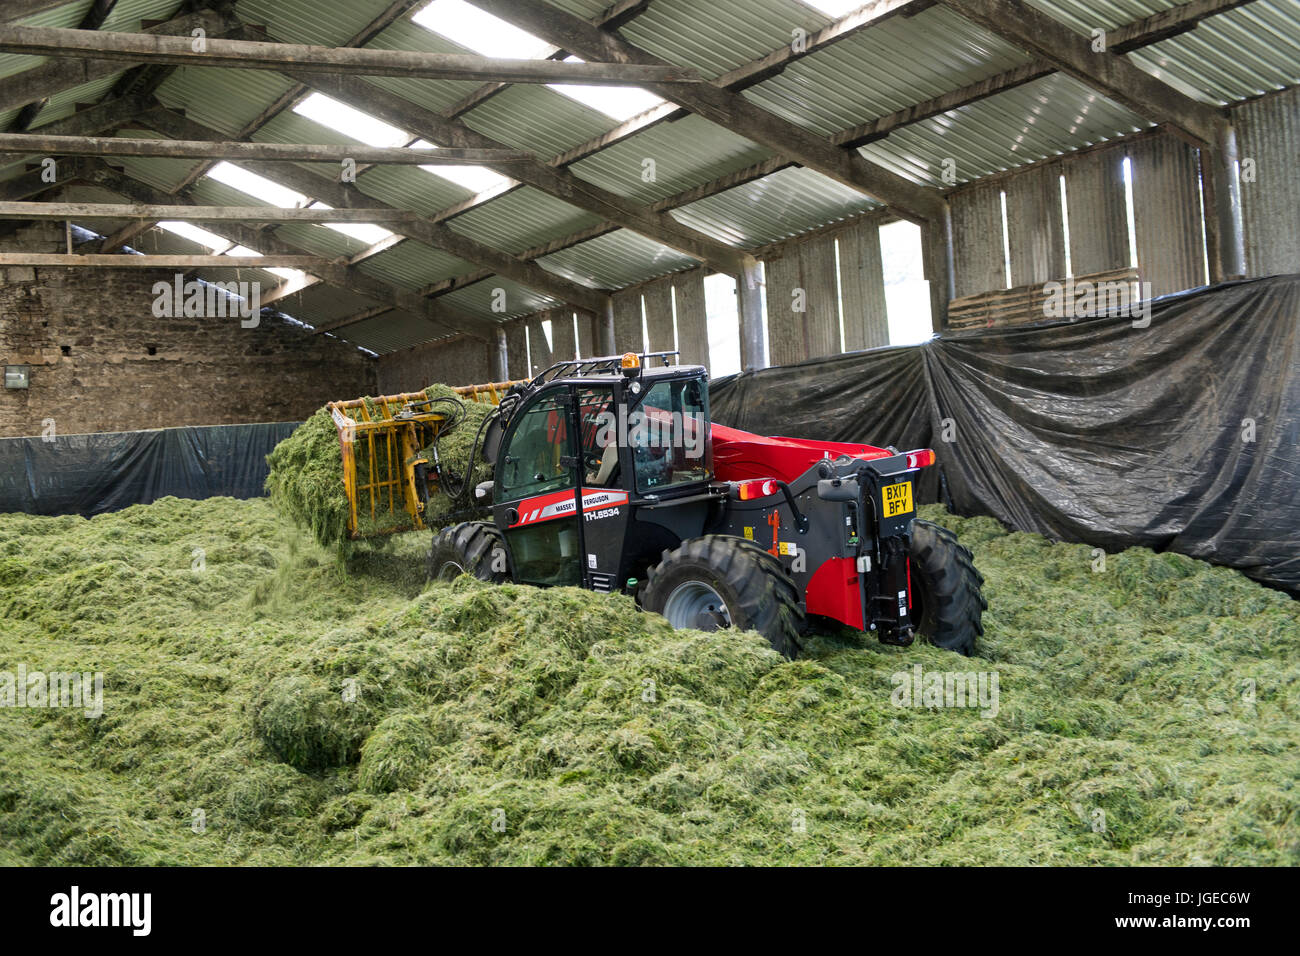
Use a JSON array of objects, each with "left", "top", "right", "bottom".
[
  {"left": 264, "top": 384, "right": 494, "bottom": 552},
  {"left": 0, "top": 498, "right": 1297, "bottom": 865}
]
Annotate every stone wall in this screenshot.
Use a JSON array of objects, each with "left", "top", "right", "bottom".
[
  {"left": 376, "top": 333, "right": 493, "bottom": 393},
  {"left": 0, "top": 224, "right": 376, "bottom": 437}
]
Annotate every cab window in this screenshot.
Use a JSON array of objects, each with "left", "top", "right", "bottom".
[
  {"left": 631, "top": 379, "right": 710, "bottom": 494},
  {"left": 577, "top": 386, "right": 618, "bottom": 487},
  {"left": 498, "top": 392, "right": 570, "bottom": 499}
]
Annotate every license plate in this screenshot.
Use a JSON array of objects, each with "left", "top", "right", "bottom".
[{"left": 882, "top": 481, "right": 913, "bottom": 518}]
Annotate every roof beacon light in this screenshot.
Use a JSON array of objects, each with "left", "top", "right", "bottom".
[{"left": 620, "top": 352, "right": 641, "bottom": 377}]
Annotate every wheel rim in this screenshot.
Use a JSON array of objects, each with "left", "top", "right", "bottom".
[
  {"left": 434, "top": 559, "right": 466, "bottom": 581},
  {"left": 662, "top": 580, "right": 732, "bottom": 631}
]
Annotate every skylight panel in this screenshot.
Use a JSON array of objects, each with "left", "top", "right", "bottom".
[
  {"left": 411, "top": 139, "right": 511, "bottom": 193},
  {"left": 157, "top": 221, "right": 232, "bottom": 252},
  {"left": 292, "top": 92, "right": 410, "bottom": 148},
  {"left": 226, "top": 244, "right": 303, "bottom": 282},
  {"left": 414, "top": 2, "right": 665, "bottom": 122},
  {"left": 413, "top": 0, "right": 555, "bottom": 59},
  {"left": 798, "top": 0, "right": 862, "bottom": 16},
  {"left": 308, "top": 203, "right": 396, "bottom": 245},
  {"left": 548, "top": 56, "right": 666, "bottom": 121},
  {"left": 206, "top": 162, "right": 308, "bottom": 208}
]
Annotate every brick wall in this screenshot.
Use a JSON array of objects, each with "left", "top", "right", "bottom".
[{"left": 0, "top": 224, "right": 376, "bottom": 438}]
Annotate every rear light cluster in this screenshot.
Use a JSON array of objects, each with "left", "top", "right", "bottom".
[
  {"left": 904, "top": 448, "right": 936, "bottom": 469},
  {"left": 731, "top": 478, "right": 779, "bottom": 500}
]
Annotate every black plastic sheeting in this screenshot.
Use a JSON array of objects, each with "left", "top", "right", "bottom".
[
  {"left": 712, "top": 274, "right": 1300, "bottom": 595},
  {"left": 0, "top": 421, "right": 300, "bottom": 517}
]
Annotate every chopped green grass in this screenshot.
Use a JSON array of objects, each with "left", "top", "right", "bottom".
[
  {"left": 264, "top": 384, "right": 497, "bottom": 555},
  {"left": 0, "top": 498, "right": 1295, "bottom": 865}
]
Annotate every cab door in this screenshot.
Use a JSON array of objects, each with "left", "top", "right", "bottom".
[{"left": 493, "top": 387, "right": 583, "bottom": 586}]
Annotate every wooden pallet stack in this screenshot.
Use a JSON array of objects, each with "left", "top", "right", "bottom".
[{"left": 947, "top": 266, "right": 1141, "bottom": 332}]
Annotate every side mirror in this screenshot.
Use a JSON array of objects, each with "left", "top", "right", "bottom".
[{"left": 481, "top": 413, "right": 505, "bottom": 465}]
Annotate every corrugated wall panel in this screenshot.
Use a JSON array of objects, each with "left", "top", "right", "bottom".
[
  {"left": 526, "top": 312, "right": 553, "bottom": 375},
  {"left": 505, "top": 319, "right": 529, "bottom": 380},
  {"left": 801, "top": 235, "right": 840, "bottom": 359},
  {"left": 762, "top": 250, "right": 803, "bottom": 367},
  {"left": 1129, "top": 133, "right": 1207, "bottom": 297},
  {"left": 573, "top": 312, "right": 596, "bottom": 358},
  {"left": 611, "top": 288, "right": 644, "bottom": 353},
  {"left": 1062, "top": 143, "right": 1131, "bottom": 276},
  {"left": 672, "top": 269, "right": 710, "bottom": 369},
  {"left": 550, "top": 310, "right": 577, "bottom": 362},
  {"left": 761, "top": 233, "right": 841, "bottom": 365},
  {"left": 1004, "top": 163, "right": 1066, "bottom": 286},
  {"left": 950, "top": 182, "right": 1006, "bottom": 297},
  {"left": 1234, "top": 87, "right": 1300, "bottom": 277},
  {"left": 838, "top": 219, "right": 888, "bottom": 351},
  {"left": 643, "top": 277, "right": 676, "bottom": 355}
]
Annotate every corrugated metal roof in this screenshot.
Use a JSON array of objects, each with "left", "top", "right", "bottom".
[
  {"left": 355, "top": 239, "right": 473, "bottom": 290},
  {"left": 28, "top": 73, "right": 123, "bottom": 128},
  {"left": 2, "top": 0, "right": 1298, "bottom": 354},
  {"left": 1, "top": 1, "right": 100, "bottom": 82},
  {"left": 109, "top": 152, "right": 203, "bottom": 193},
  {"left": 440, "top": 276, "right": 560, "bottom": 321},
  {"left": 569, "top": 114, "right": 770, "bottom": 204},
  {"left": 858, "top": 73, "right": 1150, "bottom": 187},
  {"left": 273, "top": 282, "right": 380, "bottom": 324},
  {"left": 1131, "top": 0, "right": 1300, "bottom": 104},
  {"left": 4, "top": 0, "right": 189, "bottom": 128},
  {"left": 460, "top": 84, "right": 624, "bottom": 155},
  {"left": 353, "top": 164, "right": 476, "bottom": 218},
  {"left": 445, "top": 185, "right": 604, "bottom": 255},
  {"left": 537, "top": 229, "right": 698, "bottom": 289},
  {"left": 744, "top": 5, "right": 1032, "bottom": 137},
  {"left": 359, "top": 18, "right": 511, "bottom": 115},
  {"left": 155, "top": 67, "right": 299, "bottom": 137},
  {"left": 672, "top": 165, "right": 881, "bottom": 248},
  {"left": 331, "top": 309, "right": 450, "bottom": 355},
  {"left": 605, "top": 0, "right": 834, "bottom": 79},
  {"left": 271, "top": 222, "right": 368, "bottom": 259},
  {"left": 235, "top": 0, "right": 398, "bottom": 49}
]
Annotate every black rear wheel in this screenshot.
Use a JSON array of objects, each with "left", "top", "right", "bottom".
[
  {"left": 428, "top": 521, "right": 509, "bottom": 583},
  {"left": 642, "top": 535, "right": 805, "bottom": 658},
  {"left": 908, "top": 519, "right": 986, "bottom": 656}
]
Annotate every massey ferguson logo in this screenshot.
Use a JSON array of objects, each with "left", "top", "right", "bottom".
[{"left": 513, "top": 489, "right": 630, "bottom": 527}]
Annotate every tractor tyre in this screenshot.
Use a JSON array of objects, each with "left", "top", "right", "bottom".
[
  {"left": 428, "top": 521, "right": 509, "bottom": 583},
  {"left": 641, "top": 535, "right": 806, "bottom": 659},
  {"left": 908, "top": 519, "right": 987, "bottom": 656}
]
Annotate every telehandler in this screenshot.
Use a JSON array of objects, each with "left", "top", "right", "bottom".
[{"left": 331, "top": 352, "right": 985, "bottom": 657}]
